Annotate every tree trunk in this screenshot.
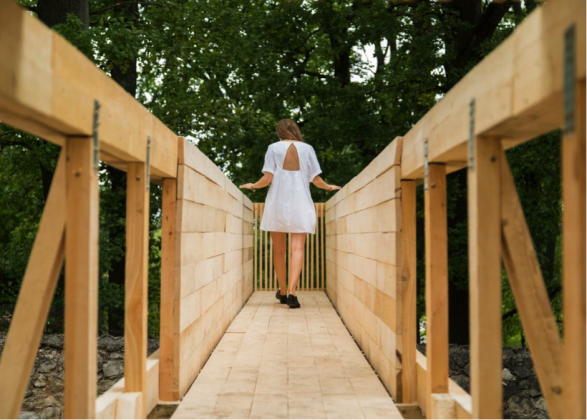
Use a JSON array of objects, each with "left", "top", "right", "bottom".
[
  {"left": 106, "top": 1, "right": 139, "bottom": 336},
  {"left": 37, "top": 0, "right": 89, "bottom": 29}
]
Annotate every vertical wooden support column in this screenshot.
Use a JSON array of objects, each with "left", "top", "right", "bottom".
[
  {"left": 160, "top": 178, "right": 178, "bottom": 401},
  {"left": 125, "top": 162, "right": 150, "bottom": 418},
  {"left": 253, "top": 204, "right": 257, "bottom": 291},
  {"left": 562, "top": 79, "right": 586, "bottom": 419},
  {"left": 400, "top": 180, "right": 417, "bottom": 403},
  {"left": 320, "top": 203, "right": 326, "bottom": 290},
  {"left": 468, "top": 135, "right": 502, "bottom": 418},
  {"left": 424, "top": 163, "right": 448, "bottom": 417},
  {"left": 64, "top": 136, "right": 99, "bottom": 419}
]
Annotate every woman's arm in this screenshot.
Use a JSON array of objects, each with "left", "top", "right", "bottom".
[
  {"left": 239, "top": 172, "right": 273, "bottom": 190},
  {"left": 312, "top": 175, "right": 341, "bottom": 192}
]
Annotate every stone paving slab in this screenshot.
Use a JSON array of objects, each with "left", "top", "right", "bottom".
[{"left": 172, "top": 292, "right": 403, "bottom": 419}]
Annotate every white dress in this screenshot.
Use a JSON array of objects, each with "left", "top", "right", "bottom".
[{"left": 259, "top": 140, "right": 322, "bottom": 234}]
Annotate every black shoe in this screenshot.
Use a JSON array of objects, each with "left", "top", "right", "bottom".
[
  {"left": 287, "top": 294, "right": 301, "bottom": 309},
  {"left": 276, "top": 290, "right": 287, "bottom": 304}
]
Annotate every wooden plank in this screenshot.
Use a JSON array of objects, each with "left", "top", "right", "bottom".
[
  {"left": 311, "top": 221, "right": 314, "bottom": 290},
  {"left": 124, "top": 162, "right": 150, "bottom": 418},
  {"left": 270, "top": 229, "right": 274, "bottom": 290},
  {"left": 500, "top": 150, "right": 564, "bottom": 418},
  {"left": 115, "top": 392, "right": 143, "bottom": 419},
  {"left": 264, "top": 204, "right": 267, "bottom": 290},
  {"left": 321, "top": 204, "right": 326, "bottom": 289},
  {"left": 562, "top": 80, "right": 586, "bottom": 420},
  {"left": 400, "top": 180, "right": 417, "bottom": 403},
  {"left": 430, "top": 394, "right": 456, "bottom": 420},
  {"left": 159, "top": 178, "right": 178, "bottom": 401},
  {"left": 401, "top": 0, "right": 585, "bottom": 179},
  {"left": 0, "top": 152, "right": 66, "bottom": 418},
  {"left": 468, "top": 137, "right": 502, "bottom": 419},
  {"left": 424, "top": 163, "right": 448, "bottom": 417},
  {"left": 0, "top": 1, "right": 177, "bottom": 178},
  {"left": 64, "top": 137, "right": 99, "bottom": 419},
  {"left": 254, "top": 204, "right": 257, "bottom": 291}
]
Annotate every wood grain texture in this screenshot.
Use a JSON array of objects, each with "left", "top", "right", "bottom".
[
  {"left": 562, "top": 80, "right": 586, "bottom": 419},
  {"left": 400, "top": 180, "right": 417, "bottom": 403},
  {"left": 425, "top": 163, "right": 448, "bottom": 417},
  {"left": 501, "top": 150, "right": 564, "bottom": 418},
  {"left": 468, "top": 137, "right": 502, "bottom": 419},
  {"left": 0, "top": 152, "right": 65, "bottom": 418},
  {"left": 0, "top": 1, "right": 178, "bottom": 178},
  {"left": 64, "top": 137, "right": 99, "bottom": 419},
  {"left": 400, "top": 0, "right": 585, "bottom": 179},
  {"left": 160, "top": 178, "right": 178, "bottom": 401},
  {"left": 124, "top": 163, "right": 150, "bottom": 418}
]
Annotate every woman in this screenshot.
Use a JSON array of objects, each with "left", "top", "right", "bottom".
[{"left": 240, "top": 120, "right": 341, "bottom": 308}]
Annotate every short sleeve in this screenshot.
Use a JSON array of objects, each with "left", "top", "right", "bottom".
[
  {"left": 307, "top": 146, "right": 322, "bottom": 183},
  {"left": 261, "top": 146, "right": 276, "bottom": 175}
]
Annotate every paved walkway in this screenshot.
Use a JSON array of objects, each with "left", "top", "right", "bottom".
[{"left": 172, "top": 291, "right": 402, "bottom": 419}]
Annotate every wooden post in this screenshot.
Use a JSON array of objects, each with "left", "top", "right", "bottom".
[
  {"left": 321, "top": 204, "right": 325, "bottom": 290},
  {"left": 160, "top": 178, "right": 178, "bottom": 401},
  {"left": 562, "top": 79, "right": 586, "bottom": 419},
  {"left": 0, "top": 153, "right": 66, "bottom": 418},
  {"left": 424, "top": 163, "right": 448, "bottom": 417},
  {"left": 64, "top": 136, "right": 99, "bottom": 419},
  {"left": 468, "top": 136, "right": 502, "bottom": 418},
  {"left": 400, "top": 180, "right": 417, "bottom": 403},
  {"left": 264, "top": 204, "right": 267, "bottom": 290},
  {"left": 125, "top": 162, "right": 150, "bottom": 418},
  {"left": 254, "top": 204, "right": 257, "bottom": 291}
]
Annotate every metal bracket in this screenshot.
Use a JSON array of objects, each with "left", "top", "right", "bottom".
[
  {"left": 564, "top": 24, "right": 575, "bottom": 135},
  {"left": 424, "top": 138, "right": 429, "bottom": 192},
  {"left": 468, "top": 99, "right": 475, "bottom": 171},
  {"left": 146, "top": 136, "right": 151, "bottom": 190},
  {"left": 92, "top": 100, "right": 100, "bottom": 173}
]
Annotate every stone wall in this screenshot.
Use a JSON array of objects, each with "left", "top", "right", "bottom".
[
  {"left": 0, "top": 334, "right": 158, "bottom": 419},
  {"left": 417, "top": 343, "right": 549, "bottom": 419}
]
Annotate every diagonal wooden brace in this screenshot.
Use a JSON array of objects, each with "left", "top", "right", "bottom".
[
  {"left": 0, "top": 151, "right": 66, "bottom": 419},
  {"left": 500, "top": 148, "right": 564, "bottom": 419}
]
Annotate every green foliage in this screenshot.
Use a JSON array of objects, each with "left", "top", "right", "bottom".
[{"left": 1, "top": 0, "right": 561, "bottom": 346}]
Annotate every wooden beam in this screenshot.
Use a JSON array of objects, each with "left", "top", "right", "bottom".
[
  {"left": 500, "top": 150, "right": 564, "bottom": 419},
  {"left": 124, "top": 162, "right": 150, "bottom": 418},
  {"left": 115, "top": 392, "right": 143, "bottom": 419},
  {"left": 401, "top": 0, "right": 585, "bottom": 179},
  {"left": 0, "top": 1, "right": 178, "bottom": 179},
  {"left": 562, "top": 80, "right": 586, "bottom": 419},
  {"left": 424, "top": 163, "right": 449, "bottom": 417},
  {"left": 64, "top": 137, "right": 99, "bottom": 419},
  {"left": 468, "top": 136, "right": 502, "bottom": 418},
  {"left": 400, "top": 180, "right": 417, "bottom": 403},
  {"left": 430, "top": 394, "right": 456, "bottom": 419},
  {"left": 0, "top": 152, "right": 66, "bottom": 418},
  {"left": 159, "top": 178, "right": 178, "bottom": 401}
]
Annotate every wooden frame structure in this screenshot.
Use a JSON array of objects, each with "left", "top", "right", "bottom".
[
  {"left": 0, "top": 0, "right": 585, "bottom": 419},
  {"left": 252, "top": 202, "right": 326, "bottom": 291},
  {"left": 0, "top": 2, "right": 253, "bottom": 418},
  {"left": 326, "top": 1, "right": 585, "bottom": 419}
]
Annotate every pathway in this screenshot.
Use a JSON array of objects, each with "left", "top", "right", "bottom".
[{"left": 172, "top": 291, "right": 403, "bottom": 419}]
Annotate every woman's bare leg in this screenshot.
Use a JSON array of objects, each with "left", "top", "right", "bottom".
[
  {"left": 270, "top": 232, "right": 287, "bottom": 295},
  {"left": 287, "top": 233, "right": 307, "bottom": 295}
]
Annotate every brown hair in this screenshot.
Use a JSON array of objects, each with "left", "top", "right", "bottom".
[{"left": 275, "top": 119, "right": 305, "bottom": 142}]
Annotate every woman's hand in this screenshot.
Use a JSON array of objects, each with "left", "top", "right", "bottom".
[
  {"left": 239, "top": 183, "right": 256, "bottom": 190},
  {"left": 327, "top": 185, "right": 341, "bottom": 191}
]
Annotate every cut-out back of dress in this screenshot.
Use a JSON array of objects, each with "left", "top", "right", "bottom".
[{"left": 282, "top": 143, "right": 300, "bottom": 171}]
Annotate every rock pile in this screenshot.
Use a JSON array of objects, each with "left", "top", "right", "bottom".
[{"left": 0, "top": 334, "right": 159, "bottom": 419}]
